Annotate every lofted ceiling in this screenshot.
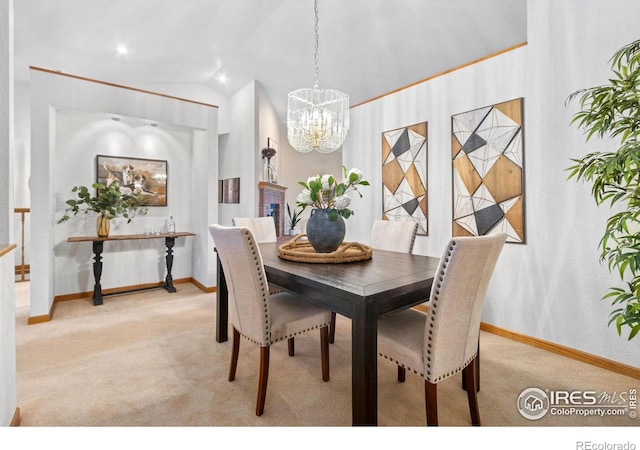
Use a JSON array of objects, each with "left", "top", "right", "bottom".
[{"left": 13, "top": 0, "right": 527, "bottom": 123}]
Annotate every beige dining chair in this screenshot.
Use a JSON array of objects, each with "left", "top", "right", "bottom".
[
  {"left": 232, "top": 216, "right": 300, "bottom": 355},
  {"left": 232, "top": 217, "right": 284, "bottom": 294},
  {"left": 377, "top": 232, "right": 506, "bottom": 425},
  {"left": 328, "top": 219, "right": 419, "bottom": 343},
  {"left": 232, "top": 216, "right": 277, "bottom": 243},
  {"left": 370, "top": 219, "right": 419, "bottom": 253},
  {"left": 209, "top": 224, "right": 331, "bottom": 416}
]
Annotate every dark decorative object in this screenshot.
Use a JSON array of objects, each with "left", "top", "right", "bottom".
[
  {"left": 306, "top": 208, "right": 346, "bottom": 253},
  {"left": 261, "top": 138, "right": 277, "bottom": 183},
  {"left": 96, "top": 155, "right": 167, "bottom": 207}
]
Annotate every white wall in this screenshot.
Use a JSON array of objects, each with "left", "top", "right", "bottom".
[
  {"left": 255, "top": 81, "right": 342, "bottom": 228},
  {"left": 279, "top": 141, "right": 342, "bottom": 227},
  {"left": 0, "top": 0, "right": 16, "bottom": 427},
  {"left": 12, "top": 81, "right": 28, "bottom": 208},
  {"left": 30, "top": 69, "right": 218, "bottom": 318},
  {"left": 217, "top": 81, "right": 258, "bottom": 226},
  {"left": 0, "top": 0, "right": 11, "bottom": 243},
  {"left": 216, "top": 79, "right": 342, "bottom": 231},
  {"left": 343, "top": 0, "right": 639, "bottom": 367},
  {"left": 138, "top": 83, "right": 230, "bottom": 135},
  {"left": 257, "top": 81, "right": 283, "bottom": 185},
  {"left": 0, "top": 247, "right": 16, "bottom": 426},
  {"left": 54, "top": 111, "right": 195, "bottom": 295}
]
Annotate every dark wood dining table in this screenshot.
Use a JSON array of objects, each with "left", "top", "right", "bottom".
[{"left": 215, "top": 240, "right": 440, "bottom": 426}]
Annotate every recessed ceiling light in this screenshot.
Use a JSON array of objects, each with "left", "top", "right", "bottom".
[
  {"left": 116, "top": 45, "right": 128, "bottom": 55},
  {"left": 217, "top": 74, "right": 228, "bottom": 83}
]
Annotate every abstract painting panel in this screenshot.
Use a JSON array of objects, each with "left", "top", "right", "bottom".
[
  {"left": 451, "top": 98, "right": 525, "bottom": 243},
  {"left": 382, "top": 122, "right": 428, "bottom": 235},
  {"left": 218, "top": 177, "right": 240, "bottom": 203}
]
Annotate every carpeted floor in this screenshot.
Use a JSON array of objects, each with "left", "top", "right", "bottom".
[{"left": 14, "top": 282, "right": 638, "bottom": 428}]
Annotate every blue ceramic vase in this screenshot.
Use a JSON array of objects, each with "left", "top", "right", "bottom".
[{"left": 306, "top": 208, "right": 346, "bottom": 253}]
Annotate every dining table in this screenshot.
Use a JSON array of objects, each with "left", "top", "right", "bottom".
[{"left": 215, "top": 239, "right": 440, "bottom": 426}]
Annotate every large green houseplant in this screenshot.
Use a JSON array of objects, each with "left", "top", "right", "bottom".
[
  {"left": 58, "top": 182, "right": 148, "bottom": 237},
  {"left": 567, "top": 38, "right": 640, "bottom": 340}
]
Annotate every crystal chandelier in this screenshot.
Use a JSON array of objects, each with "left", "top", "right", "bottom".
[{"left": 287, "top": 0, "right": 349, "bottom": 153}]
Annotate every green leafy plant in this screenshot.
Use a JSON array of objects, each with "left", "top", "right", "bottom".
[
  {"left": 566, "top": 38, "right": 640, "bottom": 340},
  {"left": 58, "top": 182, "right": 149, "bottom": 224},
  {"left": 296, "top": 166, "right": 370, "bottom": 221},
  {"left": 286, "top": 202, "right": 302, "bottom": 231}
]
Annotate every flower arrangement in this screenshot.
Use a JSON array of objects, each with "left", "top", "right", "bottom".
[
  {"left": 57, "top": 182, "right": 149, "bottom": 224},
  {"left": 296, "top": 166, "right": 369, "bottom": 221}
]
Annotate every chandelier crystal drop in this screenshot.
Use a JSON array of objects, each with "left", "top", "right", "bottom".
[{"left": 287, "top": 0, "right": 349, "bottom": 153}]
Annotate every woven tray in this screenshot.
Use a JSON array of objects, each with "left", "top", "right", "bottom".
[{"left": 278, "top": 234, "right": 373, "bottom": 263}]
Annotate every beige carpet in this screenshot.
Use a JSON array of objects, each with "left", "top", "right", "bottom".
[{"left": 14, "top": 282, "right": 638, "bottom": 428}]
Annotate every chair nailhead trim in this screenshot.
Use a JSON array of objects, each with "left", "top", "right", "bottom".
[{"left": 422, "top": 240, "right": 460, "bottom": 380}]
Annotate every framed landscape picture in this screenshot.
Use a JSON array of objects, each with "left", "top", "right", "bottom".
[{"left": 96, "top": 155, "right": 168, "bottom": 206}]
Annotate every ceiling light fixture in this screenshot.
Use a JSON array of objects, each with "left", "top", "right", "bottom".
[
  {"left": 116, "top": 45, "right": 128, "bottom": 55},
  {"left": 287, "top": 0, "right": 349, "bottom": 153}
]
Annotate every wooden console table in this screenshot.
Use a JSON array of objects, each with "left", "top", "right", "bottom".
[{"left": 67, "top": 232, "right": 195, "bottom": 305}]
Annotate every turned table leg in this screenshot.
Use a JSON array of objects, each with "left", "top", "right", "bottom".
[
  {"left": 92, "top": 241, "right": 104, "bottom": 306},
  {"left": 164, "top": 237, "right": 177, "bottom": 292}
]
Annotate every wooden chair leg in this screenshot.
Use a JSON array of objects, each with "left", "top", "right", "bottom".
[
  {"left": 256, "top": 346, "right": 270, "bottom": 416},
  {"left": 425, "top": 380, "right": 438, "bottom": 426},
  {"left": 320, "top": 326, "right": 330, "bottom": 381},
  {"left": 288, "top": 337, "right": 295, "bottom": 356},
  {"left": 463, "top": 357, "right": 481, "bottom": 426},
  {"left": 462, "top": 339, "right": 480, "bottom": 392},
  {"left": 228, "top": 327, "right": 240, "bottom": 382},
  {"left": 397, "top": 366, "right": 406, "bottom": 382},
  {"left": 329, "top": 312, "right": 336, "bottom": 344}
]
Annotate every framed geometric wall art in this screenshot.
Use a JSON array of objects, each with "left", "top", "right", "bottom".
[
  {"left": 382, "top": 122, "right": 428, "bottom": 235},
  {"left": 451, "top": 98, "right": 525, "bottom": 243}
]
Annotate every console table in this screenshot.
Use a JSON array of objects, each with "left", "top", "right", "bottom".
[{"left": 67, "top": 232, "right": 195, "bottom": 305}]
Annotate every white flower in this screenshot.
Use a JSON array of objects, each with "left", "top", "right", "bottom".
[
  {"left": 296, "top": 189, "right": 313, "bottom": 205},
  {"left": 347, "top": 168, "right": 364, "bottom": 184},
  {"left": 321, "top": 174, "right": 333, "bottom": 190},
  {"left": 297, "top": 167, "right": 368, "bottom": 219},
  {"left": 333, "top": 195, "right": 351, "bottom": 210}
]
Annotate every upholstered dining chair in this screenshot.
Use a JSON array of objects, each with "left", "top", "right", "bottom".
[
  {"left": 377, "top": 233, "right": 506, "bottom": 425},
  {"left": 232, "top": 216, "right": 277, "bottom": 243},
  {"left": 209, "top": 224, "right": 331, "bottom": 416},
  {"left": 232, "top": 217, "right": 283, "bottom": 293},
  {"left": 231, "top": 216, "right": 301, "bottom": 356},
  {"left": 327, "top": 219, "right": 419, "bottom": 343},
  {"left": 370, "top": 219, "right": 419, "bottom": 253}
]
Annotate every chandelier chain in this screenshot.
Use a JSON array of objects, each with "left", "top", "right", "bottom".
[{"left": 314, "top": 0, "right": 319, "bottom": 89}]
